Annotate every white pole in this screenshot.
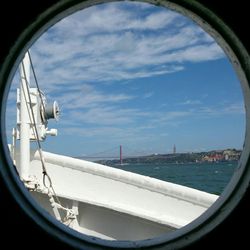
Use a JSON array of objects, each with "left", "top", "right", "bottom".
[
  {"left": 12, "top": 128, "right": 16, "bottom": 165},
  {"left": 19, "top": 52, "right": 30, "bottom": 180}
]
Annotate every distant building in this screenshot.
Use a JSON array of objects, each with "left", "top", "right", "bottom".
[
  {"left": 223, "top": 149, "right": 241, "bottom": 161},
  {"left": 173, "top": 144, "right": 176, "bottom": 154},
  {"left": 202, "top": 154, "right": 224, "bottom": 162},
  {"left": 201, "top": 149, "right": 241, "bottom": 162}
]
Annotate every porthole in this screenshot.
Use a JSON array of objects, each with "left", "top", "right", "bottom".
[{"left": 0, "top": 1, "right": 249, "bottom": 249}]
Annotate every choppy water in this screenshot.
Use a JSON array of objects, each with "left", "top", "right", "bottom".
[{"left": 113, "top": 162, "right": 238, "bottom": 195}]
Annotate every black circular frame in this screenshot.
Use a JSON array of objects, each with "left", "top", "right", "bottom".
[{"left": 0, "top": 1, "right": 250, "bottom": 249}]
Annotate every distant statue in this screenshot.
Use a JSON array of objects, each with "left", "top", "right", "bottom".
[{"left": 173, "top": 144, "right": 176, "bottom": 154}]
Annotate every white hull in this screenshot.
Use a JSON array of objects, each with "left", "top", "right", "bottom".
[{"left": 13, "top": 148, "right": 218, "bottom": 240}]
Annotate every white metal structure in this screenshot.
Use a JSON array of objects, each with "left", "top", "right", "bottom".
[
  {"left": 19, "top": 52, "right": 31, "bottom": 181},
  {"left": 10, "top": 52, "right": 218, "bottom": 241}
]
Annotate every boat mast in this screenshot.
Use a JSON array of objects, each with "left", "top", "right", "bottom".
[{"left": 19, "top": 52, "right": 31, "bottom": 180}]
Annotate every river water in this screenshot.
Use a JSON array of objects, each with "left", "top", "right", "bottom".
[{"left": 113, "top": 161, "right": 238, "bottom": 195}]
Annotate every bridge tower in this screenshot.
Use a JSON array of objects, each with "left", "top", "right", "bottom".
[{"left": 120, "top": 145, "right": 123, "bottom": 165}]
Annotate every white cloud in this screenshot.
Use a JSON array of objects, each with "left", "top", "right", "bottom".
[
  {"left": 187, "top": 102, "right": 245, "bottom": 118},
  {"left": 56, "top": 100, "right": 244, "bottom": 142},
  {"left": 52, "top": 2, "right": 180, "bottom": 36},
  {"left": 179, "top": 99, "right": 202, "bottom": 105},
  {"left": 29, "top": 1, "right": 225, "bottom": 91},
  {"left": 61, "top": 126, "right": 125, "bottom": 137},
  {"left": 7, "top": 2, "right": 240, "bottom": 154},
  {"left": 67, "top": 105, "right": 150, "bottom": 126},
  {"left": 223, "top": 102, "right": 245, "bottom": 114},
  {"left": 57, "top": 83, "right": 134, "bottom": 110},
  {"left": 143, "top": 92, "right": 154, "bottom": 98}
]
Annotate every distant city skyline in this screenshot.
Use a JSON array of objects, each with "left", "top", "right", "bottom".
[{"left": 6, "top": 1, "right": 245, "bottom": 157}]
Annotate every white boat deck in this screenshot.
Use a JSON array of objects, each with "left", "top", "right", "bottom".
[{"left": 13, "top": 149, "right": 218, "bottom": 240}]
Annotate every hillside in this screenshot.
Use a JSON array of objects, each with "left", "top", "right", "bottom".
[{"left": 96, "top": 149, "right": 241, "bottom": 165}]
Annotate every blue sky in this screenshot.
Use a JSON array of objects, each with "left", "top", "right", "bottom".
[{"left": 6, "top": 1, "right": 245, "bottom": 157}]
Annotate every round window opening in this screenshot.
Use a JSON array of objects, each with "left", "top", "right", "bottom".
[{"left": 1, "top": 0, "right": 250, "bottom": 249}]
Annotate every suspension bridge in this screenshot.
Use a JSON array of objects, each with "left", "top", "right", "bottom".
[{"left": 78, "top": 145, "right": 150, "bottom": 164}]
